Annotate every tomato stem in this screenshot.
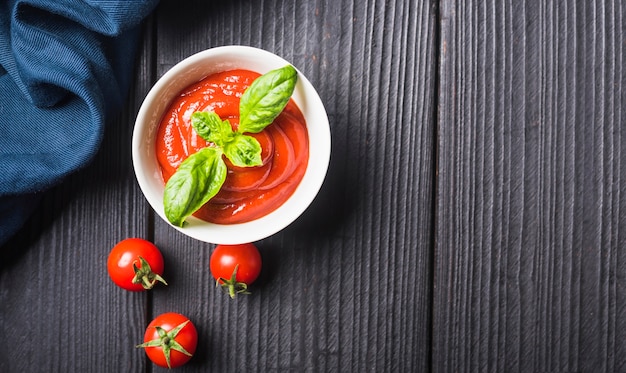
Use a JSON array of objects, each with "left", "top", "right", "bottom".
[
  {"left": 132, "top": 256, "right": 168, "bottom": 290},
  {"left": 216, "top": 264, "right": 251, "bottom": 299},
  {"left": 137, "top": 321, "right": 192, "bottom": 369}
]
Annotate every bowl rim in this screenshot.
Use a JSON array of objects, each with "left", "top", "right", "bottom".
[{"left": 132, "top": 45, "right": 331, "bottom": 244}]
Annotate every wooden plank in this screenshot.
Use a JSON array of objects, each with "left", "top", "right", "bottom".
[
  {"left": 434, "top": 0, "right": 626, "bottom": 371},
  {"left": 151, "top": 0, "right": 436, "bottom": 371},
  {"left": 0, "top": 21, "right": 156, "bottom": 372}
]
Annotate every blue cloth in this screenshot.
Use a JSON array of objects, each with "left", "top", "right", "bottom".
[{"left": 0, "top": 0, "right": 159, "bottom": 247}]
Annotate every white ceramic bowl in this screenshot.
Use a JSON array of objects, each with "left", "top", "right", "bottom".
[{"left": 132, "top": 46, "right": 331, "bottom": 244}]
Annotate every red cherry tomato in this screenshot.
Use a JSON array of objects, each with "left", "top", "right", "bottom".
[
  {"left": 210, "top": 243, "right": 262, "bottom": 298},
  {"left": 107, "top": 238, "right": 167, "bottom": 291},
  {"left": 137, "top": 312, "right": 198, "bottom": 369}
]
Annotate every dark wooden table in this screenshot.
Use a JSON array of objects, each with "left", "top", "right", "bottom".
[{"left": 2, "top": 0, "right": 625, "bottom": 372}]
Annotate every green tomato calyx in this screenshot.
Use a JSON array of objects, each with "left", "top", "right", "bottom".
[
  {"left": 132, "top": 256, "right": 168, "bottom": 290},
  {"left": 136, "top": 320, "right": 193, "bottom": 368},
  {"left": 216, "top": 264, "right": 251, "bottom": 299}
]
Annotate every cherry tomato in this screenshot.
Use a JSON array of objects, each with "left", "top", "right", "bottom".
[
  {"left": 107, "top": 238, "right": 167, "bottom": 291},
  {"left": 210, "top": 243, "right": 262, "bottom": 298},
  {"left": 137, "top": 312, "right": 198, "bottom": 369}
]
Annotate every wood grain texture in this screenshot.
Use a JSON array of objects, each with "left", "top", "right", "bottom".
[
  {"left": 149, "top": 0, "right": 436, "bottom": 372},
  {"left": 11, "top": 0, "right": 626, "bottom": 371},
  {"left": 434, "top": 1, "right": 626, "bottom": 372},
  {"left": 0, "top": 23, "right": 156, "bottom": 372}
]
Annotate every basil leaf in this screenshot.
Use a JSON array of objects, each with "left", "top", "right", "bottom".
[
  {"left": 223, "top": 133, "right": 263, "bottom": 167},
  {"left": 163, "top": 147, "right": 227, "bottom": 227},
  {"left": 239, "top": 65, "right": 297, "bottom": 134},
  {"left": 191, "top": 111, "right": 234, "bottom": 145}
]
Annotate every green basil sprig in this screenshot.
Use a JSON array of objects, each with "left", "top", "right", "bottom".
[{"left": 163, "top": 65, "right": 298, "bottom": 227}]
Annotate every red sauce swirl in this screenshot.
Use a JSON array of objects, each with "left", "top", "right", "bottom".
[{"left": 155, "top": 69, "right": 309, "bottom": 224}]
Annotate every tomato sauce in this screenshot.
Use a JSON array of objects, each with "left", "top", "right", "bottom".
[{"left": 155, "top": 69, "right": 309, "bottom": 224}]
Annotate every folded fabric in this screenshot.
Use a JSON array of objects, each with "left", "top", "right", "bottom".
[{"left": 0, "top": 0, "right": 159, "bottom": 247}]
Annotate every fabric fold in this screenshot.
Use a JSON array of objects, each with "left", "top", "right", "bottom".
[{"left": 0, "top": 0, "right": 159, "bottom": 247}]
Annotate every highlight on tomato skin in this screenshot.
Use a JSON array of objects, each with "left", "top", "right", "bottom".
[
  {"left": 210, "top": 243, "right": 262, "bottom": 298},
  {"left": 106, "top": 238, "right": 167, "bottom": 291}
]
